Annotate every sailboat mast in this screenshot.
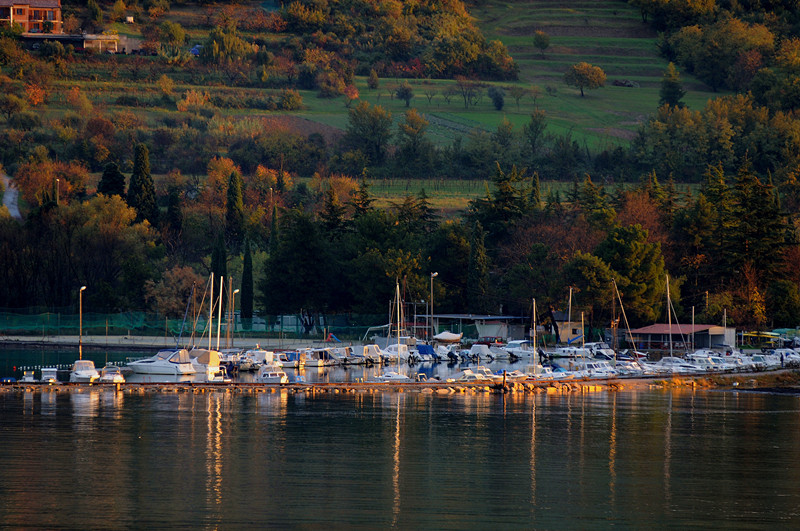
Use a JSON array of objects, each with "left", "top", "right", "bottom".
[
  {"left": 568, "top": 287, "right": 572, "bottom": 345},
  {"left": 667, "top": 275, "right": 673, "bottom": 357},
  {"left": 396, "top": 281, "right": 401, "bottom": 371},
  {"left": 532, "top": 298, "right": 537, "bottom": 352},
  {"left": 216, "top": 276, "right": 224, "bottom": 351},
  {"left": 209, "top": 273, "right": 214, "bottom": 350}
]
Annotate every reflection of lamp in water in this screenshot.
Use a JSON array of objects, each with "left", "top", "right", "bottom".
[{"left": 79, "top": 285, "right": 87, "bottom": 360}]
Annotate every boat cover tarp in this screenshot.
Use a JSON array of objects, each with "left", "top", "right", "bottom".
[
  {"left": 418, "top": 344, "right": 436, "bottom": 356},
  {"left": 193, "top": 349, "right": 220, "bottom": 366},
  {"left": 433, "top": 331, "right": 462, "bottom": 343}
]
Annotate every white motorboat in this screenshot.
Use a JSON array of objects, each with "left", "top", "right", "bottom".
[
  {"left": 256, "top": 364, "right": 288, "bottom": 384},
  {"left": 20, "top": 370, "right": 36, "bottom": 383},
  {"left": 648, "top": 356, "right": 703, "bottom": 374},
  {"left": 98, "top": 365, "right": 125, "bottom": 383},
  {"left": 471, "top": 365, "right": 504, "bottom": 382},
  {"left": 40, "top": 367, "right": 59, "bottom": 384},
  {"left": 504, "top": 340, "right": 536, "bottom": 358},
  {"left": 448, "top": 369, "right": 490, "bottom": 383},
  {"left": 584, "top": 342, "right": 617, "bottom": 360},
  {"left": 304, "top": 348, "right": 338, "bottom": 367},
  {"left": 240, "top": 348, "right": 274, "bottom": 370},
  {"left": 127, "top": 349, "right": 197, "bottom": 375},
  {"left": 277, "top": 351, "right": 305, "bottom": 368},
  {"left": 70, "top": 360, "right": 100, "bottom": 383},
  {"left": 206, "top": 366, "right": 231, "bottom": 383},
  {"left": 374, "top": 370, "right": 413, "bottom": 383},
  {"left": 381, "top": 343, "right": 410, "bottom": 364},
  {"left": 358, "top": 344, "right": 383, "bottom": 365}
]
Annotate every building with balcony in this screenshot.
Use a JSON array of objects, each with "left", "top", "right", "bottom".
[{"left": 0, "top": 0, "right": 62, "bottom": 34}]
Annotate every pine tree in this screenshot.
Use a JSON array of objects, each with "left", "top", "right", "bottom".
[
  {"left": 730, "top": 161, "right": 787, "bottom": 280},
  {"left": 467, "top": 221, "right": 490, "bottom": 313},
  {"left": 350, "top": 178, "right": 374, "bottom": 218},
  {"left": 416, "top": 188, "right": 438, "bottom": 232},
  {"left": 659, "top": 62, "right": 686, "bottom": 108},
  {"left": 98, "top": 162, "right": 126, "bottom": 197},
  {"left": 127, "top": 143, "right": 158, "bottom": 225},
  {"left": 320, "top": 187, "right": 347, "bottom": 237},
  {"left": 240, "top": 239, "right": 253, "bottom": 321},
  {"left": 225, "top": 170, "right": 245, "bottom": 252}
]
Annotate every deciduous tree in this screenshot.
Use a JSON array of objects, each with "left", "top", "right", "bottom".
[{"left": 564, "top": 62, "right": 606, "bottom": 97}]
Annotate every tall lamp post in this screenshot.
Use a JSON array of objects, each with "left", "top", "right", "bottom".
[
  {"left": 229, "top": 288, "right": 240, "bottom": 348},
  {"left": 79, "top": 286, "right": 86, "bottom": 360},
  {"left": 430, "top": 272, "right": 438, "bottom": 340}
]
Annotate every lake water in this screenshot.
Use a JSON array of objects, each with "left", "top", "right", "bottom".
[{"left": 1, "top": 382, "right": 799, "bottom": 528}]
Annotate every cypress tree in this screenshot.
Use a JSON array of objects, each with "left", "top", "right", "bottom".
[
  {"left": 467, "top": 221, "right": 490, "bottom": 313},
  {"left": 166, "top": 187, "right": 182, "bottom": 232},
  {"left": 530, "top": 171, "right": 541, "bottom": 210},
  {"left": 98, "top": 162, "right": 126, "bottom": 197},
  {"left": 269, "top": 204, "right": 279, "bottom": 257},
  {"left": 127, "top": 143, "right": 158, "bottom": 225},
  {"left": 225, "top": 170, "right": 245, "bottom": 252},
  {"left": 210, "top": 233, "right": 228, "bottom": 309},
  {"left": 240, "top": 239, "right": 254, "bottom": 321}
]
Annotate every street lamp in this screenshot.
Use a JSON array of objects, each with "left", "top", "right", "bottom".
[
  {"left": 229, "top": 288, "right": 240, "bottom": 348},
  {"left": 430, "top": 272, "right": 438, "bottom": 340},
  {"left": 79, "top": 286, "right": 86, "bottom": 360},
  {"left": 55, "top": 178, "right": 59, "bottom": 206}
]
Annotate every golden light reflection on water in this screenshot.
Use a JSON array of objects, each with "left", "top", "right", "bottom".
[
  {"left": 609, "top": 392, "right": 617, "bottom": 505},
  {"left": 530, "top": 400, "right": 536, "bottom": 509},
  {"left": 391, "top": 393, "right": 401, "bottom": 527},
  {"left": 664, "top": 393, "right": 673, "bottom": 508},
  {"left": 206, "top": 393, "right": 224, "bottom": 516}
]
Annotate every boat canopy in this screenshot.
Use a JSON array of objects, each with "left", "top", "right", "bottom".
[
  {"left": 169, "top": 349, "right": 192, "bottom": 364},
  {"left": 192, "top": 349, "right": 220, "bottom": 366}
]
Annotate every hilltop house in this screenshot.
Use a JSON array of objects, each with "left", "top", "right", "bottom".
[{"left": 0, "top": 0, "right": 62, "bottom": 34}]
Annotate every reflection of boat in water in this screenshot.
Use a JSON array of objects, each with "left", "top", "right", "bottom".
[
  {"left": 70, "top": 360, "right": 100, "bottom": 383},
  {"left": 128, "top": 349, "right": 197, "bottom": 375},
  {"left": 256, "top": 364, "right": 288, "bottom": 384},
  {"left": 98, "top": 365, "right": 126, "bottom": 383}
]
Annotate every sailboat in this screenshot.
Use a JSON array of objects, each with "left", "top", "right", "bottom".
[{"left": 375, "top": 282, "right": 413, "bottom": 382}]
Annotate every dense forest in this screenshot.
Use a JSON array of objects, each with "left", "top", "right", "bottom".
[{"left": 0, "top": 0, "right": 799, "bottom": 332}]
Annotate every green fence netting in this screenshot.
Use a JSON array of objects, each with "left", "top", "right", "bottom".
[{"left": 0, "top": 311, "right": 389, "bottom": 341}]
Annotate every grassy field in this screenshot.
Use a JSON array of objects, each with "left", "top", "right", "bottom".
[{"left": 57, "top": 0, "right": 720, "bottom": 155}]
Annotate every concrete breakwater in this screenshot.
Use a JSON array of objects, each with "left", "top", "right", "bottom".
[{"left": 4, "top": 370, "right": 800, "bottom": 396}]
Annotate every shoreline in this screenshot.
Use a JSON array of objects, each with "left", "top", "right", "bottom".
[{"left": 4, "top": 370, "right": 799, "bottom": 395}]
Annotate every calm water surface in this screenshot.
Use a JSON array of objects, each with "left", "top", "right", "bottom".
[{"left": 1, "top": 384, "right": 800, "bottom": 528}]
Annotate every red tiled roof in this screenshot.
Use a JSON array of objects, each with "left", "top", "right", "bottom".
[
  {"left": 0, "top": 0, "right": 60, "bottom": 7},
  {"left": 630, "top": 324, "right": 716, "bottom": 335}
]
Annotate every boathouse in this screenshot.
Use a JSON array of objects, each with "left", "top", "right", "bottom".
[{"left": 628, "top": 324, "right": 736, "bottom": 351}]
